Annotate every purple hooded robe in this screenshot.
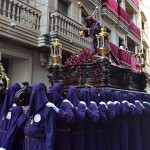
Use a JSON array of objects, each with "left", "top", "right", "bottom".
[
  {"left": 140, "top": 95, "right": 150, "bottom": 150},
  {"left": 66, "top": 86, "right": 86, "bottom": 150},
  {"left": 49, "top": 83, "right": 75, "bottom": 150},
  {"left": 0, "top": 83, "right": 23, "bottom": 150},
  {"left": 119, "top": 93, "right": 130, "bottom": 150},
  {"left": 79, "top": 88, "right": 99, "bottom": 150},
  {"left": 17, "top": 83, "right": 56, "bottom": 150},
  {"left": 127, "top": 92, "right": 143, "bottom": 150}
]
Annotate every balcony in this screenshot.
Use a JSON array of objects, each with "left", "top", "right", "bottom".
[
  {"left": 89, "top": 0, "right": 102, "bottom": 7},
  {"left": 128, "top": 21, "right": 141, "bottom": 45},
  {"left": 49, "top": 11, "right": 92, "bottom": 53},
  {"left": 125, "top": 0, "right": 139, "bottom": 14},
  {"left": 142, "top": 29, "right": 149, "bottom": 49},
  {"left": 0, "top": 0, "right": 41, "bottom": 47},
  {"left": 101, "top": 0, "right": 118, "bottom": 25}
]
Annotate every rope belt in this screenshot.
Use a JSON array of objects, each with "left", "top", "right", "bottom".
[
  {"left": 56, "top": 128, "right": 70, "bottom": 132},
  {"left": 72, "top": 131, "right": 84, "bottom": 135},
  {"left": 25, "top": 135, "right": 45, "bottom": 141},
  {"left": 0, "top": 128, "right": 7, "bottom": 133},
  {"left": 94, "top": 130, "right": 103, "bottom": 133}
]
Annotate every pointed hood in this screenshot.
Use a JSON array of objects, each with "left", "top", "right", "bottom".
[
  {"left": 89, "top": 87, "right": 100, "bottom": 104},
  {"left": 145, "top": 94, "right": 150, "bottom": 103},
  {"left": 127, "top": 92, "right": 135, "bottom": 103},
  {"left": 135, "top": 93, "right": 144, "bottom": 103},
  {"left": 79, "top": 88, "right": 90, "bottom": 106},
  {"left": 99, "top": 102, "right": 107, "bottom": 122},
  {"left": 48, "top": 83, "right": 64, "bottom": 107},
  {"left": 66, "top": 86, "right": 79, "bottom": 107},
  {"left": 121, "top": 93, "right": 127, "bottom": 101},
  {"left": 0, "top": 83, "right": 21, "bottom": 120},
  {"left": 100, "top": 89, "right": 106, "bottom": 102},
  {"left": 105, "top": 89, "right": 113, "bottom": 102},
  {"left": 28, "top": 83, "right": 48, "bottom": 117},
  {"left": 113, "top": 91, "right": 121, "bottom": 102}
]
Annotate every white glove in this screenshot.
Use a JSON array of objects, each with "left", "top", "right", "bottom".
[
  {"left": 63, "top": 99, "right": 73, "bottom": 107},
  {"left": 99, "top": 101, "right": 108, "bottom": 109},
  {"left": 90, "top": 101, "right": 96, "bottom": 104},
  {"left": 79, "top": 101, "right": 86, "bottom": 105},
  {"left": 122, "top": 100, "right": 130, "bottom": 107},
  {"left": 0, "top": 148, "right": 6, "bottom": 150},
  {"left": 79, "top": 101, "right": 88, "bottom": 110},
  {"left": 135, "top": 100, "right": 145, "bottom": 109},
  {"left": 46, "top": 102, "right": 59, "bottom": 113}
]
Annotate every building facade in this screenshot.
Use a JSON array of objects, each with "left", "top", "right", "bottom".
[
  {"left": 140, "top": 0, "right": 150, "bottom": 92},
  {"left": 0, "top": 0, "right": 150, "bottom": 89}
]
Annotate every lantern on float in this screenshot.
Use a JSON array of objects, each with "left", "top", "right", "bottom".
[
  {"left": 50, "top": 38, "right": 62, "bottom": 67},
  {"left": 135, "top": 49, "right": 145, "bottom": 72},
  {"left": 96, "top": 27, "right": 110, "bottom": 59}
]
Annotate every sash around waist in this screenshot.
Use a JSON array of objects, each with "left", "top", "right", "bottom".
[{"left": 25, "top": 135, "right": 45, "bottom": 141}]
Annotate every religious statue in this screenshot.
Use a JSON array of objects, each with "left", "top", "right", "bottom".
[{"left": 78, "top": 2, "right": 101, "bottom": 52}]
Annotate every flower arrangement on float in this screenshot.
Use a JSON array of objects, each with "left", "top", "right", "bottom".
[{"left": 65, "top": 48, "right": 99, "bottom": 66}]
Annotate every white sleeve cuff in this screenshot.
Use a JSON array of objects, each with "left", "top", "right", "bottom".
[{"left": 0, "top": 148, "right": 6, "bottom": 150}]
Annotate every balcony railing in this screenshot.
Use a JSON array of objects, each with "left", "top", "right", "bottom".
[
  {"left": 49, "top": 11, "right": 92, "bottom": 49},
  {"left": 110, "top": 42, "right": 139, "bottom": 72},
  {"left": 118, "top": 6, "right": 130, "bottom": 26},
  {"left": 0, "top": 0, "right": 41, "bottom": 31},
  {"left": 102, "top": 0, "right": 118, "bottom": 16}
]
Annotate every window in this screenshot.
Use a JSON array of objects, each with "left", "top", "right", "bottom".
[
  {"left": 58, "top": 0, "right": 68, "bottom": 16},
  {"left": 81, "top": 12, "right": 87, "bottom": 25},
  {"left": 119, "top": 37, "right": 124, "bottom": 47}
]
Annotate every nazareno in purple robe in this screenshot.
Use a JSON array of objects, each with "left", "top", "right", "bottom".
[
  {"left": 140, "top": 95, "right": 150, "bottom": 150},
  {"left": 110, "top": 90, "right": 121, "bottom": 150},
  {"left": 49, "top": 83, "right": 75, "bottom": 150},
  {"left": 89, "top": 87, "right": 100, "bottom": 105},
  {"left": 0, "top": 83, "right": 24, "bottom": 150},
  {"left": 79, "top": 88, "right": 99, "bottom": 150},
  {"left": 17, "top": 83, "right": 56, "bottom": 150},
  {"left": 119, "top": 93, "right": 130, "bottom": 150},
  {"left": 106, "top": 89, "right": 117, "bottom": 150},
  {"left": 95, "top": 101, "right": 108, "bottom": 150},
  {"left": 90, "top": 87, "right": 106, "bottom": 150},
  {"left": 99, "top": 89, "right": 111, "bottom": 150},
  {"left": 127, "top": 92, "right": 143, "bottom": 150},
  {"left": 66, "top": 86, "right": 86, "bottom": 150}
]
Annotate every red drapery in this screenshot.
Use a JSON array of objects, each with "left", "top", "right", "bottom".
[
  {"left": 132, "top": 0, "right": 139, "bottom": 8},
  {"left": 110, "top": 42, "right": 121, "bottom": 61},
  {"left": 118, "top": 6, "right": 130, "bottom": 26},
  {"left": 130, "top": 21, "right": 141, "bottom": 39},
  {"left": 131, "top": 56, "right": 139, "bottom": 72},
  {"left": 110, "top": 43, "right": 139, "bottom": 72},
  {"left": 102, "top": 0, "right": 118, "bottom": 16}
]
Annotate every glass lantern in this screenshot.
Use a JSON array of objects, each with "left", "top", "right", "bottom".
[
  {"left": 135, "top": 49, "right": 145, "bottom": 72},
  {"left": 50, "top": 38, "right": 62, "bottom": 67},
  {"left": 96, "top": 27, "right": 110, "bottom": 59},
  {"left": 0, "top": 62, "right": 10, "bottom": 90}
]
